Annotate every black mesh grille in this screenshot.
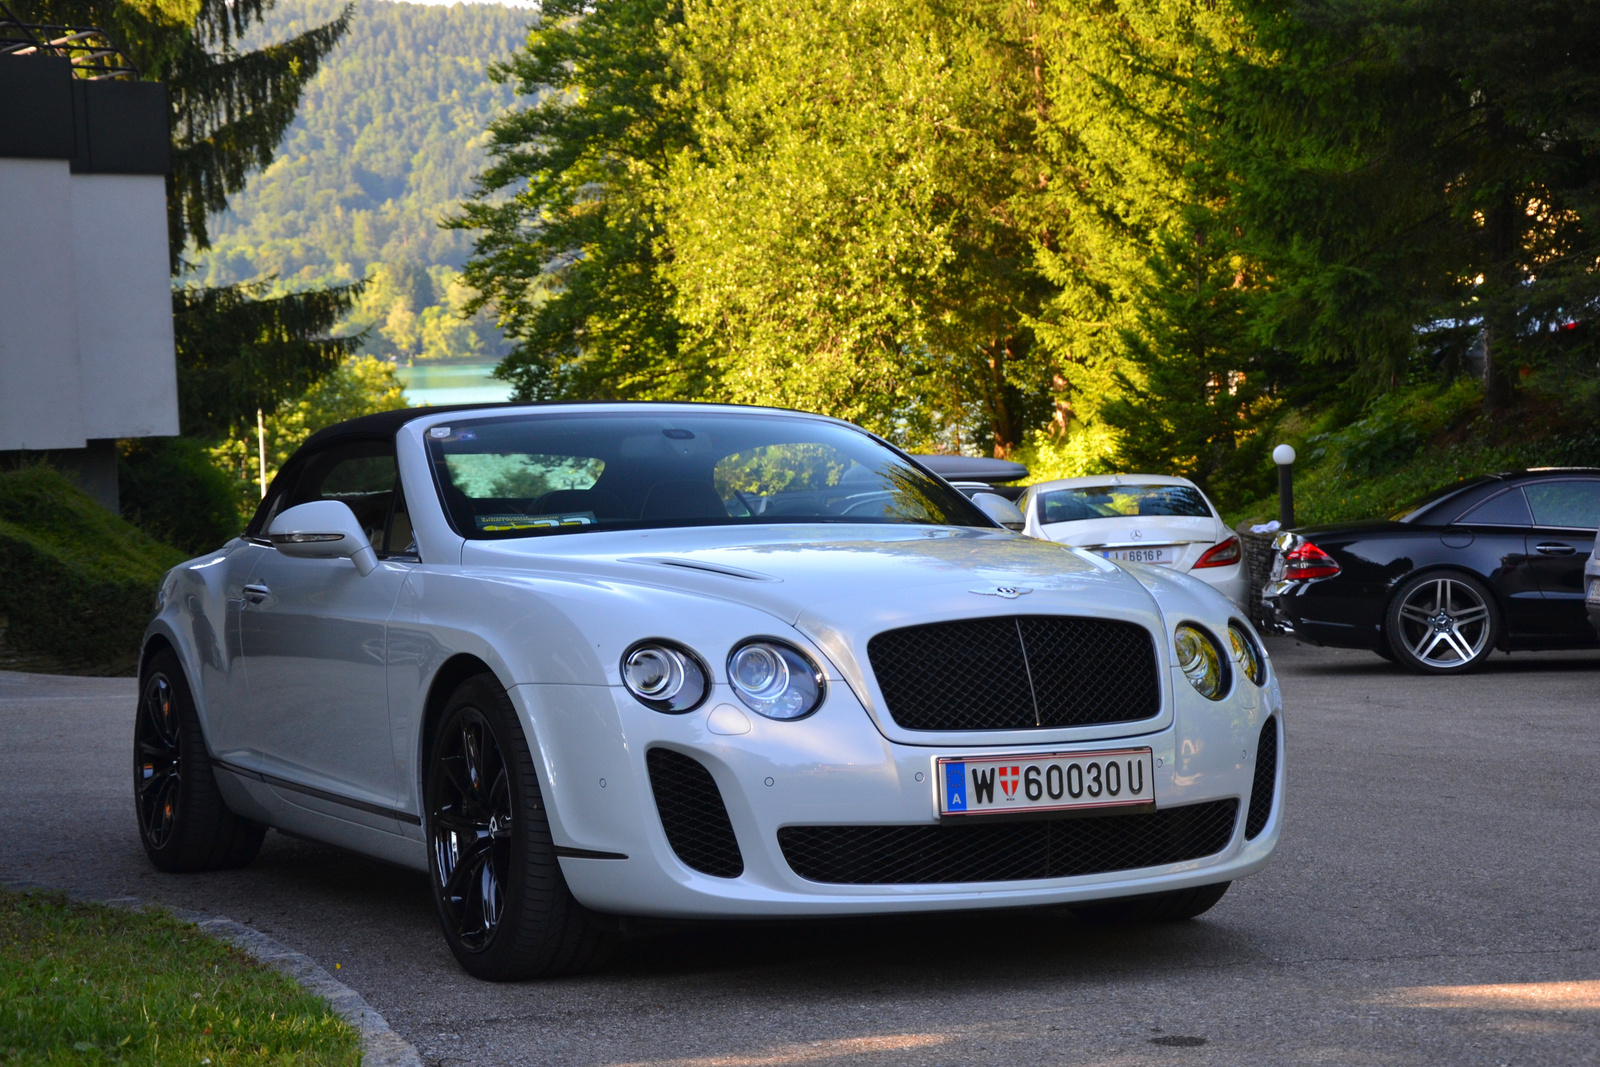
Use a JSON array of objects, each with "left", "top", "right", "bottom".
[
  {"left": 867, "top": 615, "right": 1161, "bottom": 731},
  {"left": 778, "top": 800, "right": 1238, "bottom": 884},
  {"left": 1245, "top": 718, "right": 1278, "bottom": 840},
  {"left": 646, "top": 748, "right": 744, "bottom": 878}
]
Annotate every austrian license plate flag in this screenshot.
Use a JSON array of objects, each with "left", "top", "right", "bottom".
[{"left": 939, "top": 749, "right": 1156, "bottom": 817}]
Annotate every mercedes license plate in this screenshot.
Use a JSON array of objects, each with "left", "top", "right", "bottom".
[
  {"left": 1101, "top": 547, "right": 1172, "bottom": 565},
  {"left": 938, "top": 748, "right": 1156, "bottom": 817}
]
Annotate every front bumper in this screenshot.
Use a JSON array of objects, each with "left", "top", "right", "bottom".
[{"left": 509, "top": 673, "right": 1283, "bottom": 918}]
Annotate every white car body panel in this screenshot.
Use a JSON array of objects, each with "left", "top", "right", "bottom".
[
  {"left": 1020, "top": 473, "right": 1250, "bottom": 610},
  {"left": 145, "top": 403, "right": 1283, "bottom": 918}
]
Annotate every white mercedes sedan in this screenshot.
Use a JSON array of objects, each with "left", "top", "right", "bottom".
[
  {"left": 136, "top": 404, "right": 1284, "bottom": 980},
  {"left": 1018, "top": 475, "right": 1250, "bottom": 609}
]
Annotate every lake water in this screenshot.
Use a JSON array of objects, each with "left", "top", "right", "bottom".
[{"left": 393, "top": 362, "right": 514, "bottom": 407}]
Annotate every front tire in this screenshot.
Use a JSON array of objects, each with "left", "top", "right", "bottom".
[
  {"left": 135, "top": 649, "right": 265, "bottom": 872},
  {"left": 1069, "top": 882, "right": 1231, "bottom": 925},
  {"left": 1384, "top": 571, "right": 1499, "bottom": 674},
  {"left": 425, "top": 673, "right": 611, "bottom": 980}
]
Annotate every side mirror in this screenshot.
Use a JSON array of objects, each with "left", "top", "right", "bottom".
[
  {"left": 971, "top": 492, "right": 1026, "bottom": 532},
  {"left": 267, "top": 500, "right": 379, "bottom": 576}
]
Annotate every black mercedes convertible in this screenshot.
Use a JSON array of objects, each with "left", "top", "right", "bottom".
[{"left": 1264, "top": 468, "right": 1600, "bottom": 672}]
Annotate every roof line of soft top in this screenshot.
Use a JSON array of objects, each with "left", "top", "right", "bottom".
[{"left": 299, "top": 399, "right": 841, "bottom": 450}]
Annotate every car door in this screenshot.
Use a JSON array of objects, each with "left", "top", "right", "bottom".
[
  {"left": 1449, "top": 486, "right": 1550, "bottom": 640},
  {"left": 236, "top": 438, "right": 413, "bottom": 808},
  {"left": 1522, "top": 477, "right": 1600, "bottom": 642}
]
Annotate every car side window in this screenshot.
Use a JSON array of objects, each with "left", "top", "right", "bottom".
[
  {"left": 1458, "top": 487, "right": 1532, "bottom": 527},
  {"left": 1524, "top": 480, "right": 1600, "bottom": 530},
  {"left": 287, "top": 440, "right": 399, "bottom": 550},
  {"left": 384, "top": 481, "right": 417, "bottom": 558}
]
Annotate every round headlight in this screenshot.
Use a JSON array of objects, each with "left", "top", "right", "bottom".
[
  {"left": 1174, "top": 624, "right": 1228, "bottom": 700},
  {"left": 1228, "top": 622, "right": 1266, "bottom": 687},
  {"left": 727, "top": 640, "right": 824, "bottom": 720},
  {"left": 621, "top": 641, "right": 709, "bottom": 713}
]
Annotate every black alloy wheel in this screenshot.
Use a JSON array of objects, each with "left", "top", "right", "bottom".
[
  {"left": 424, "top": 674, "right": 612, "bottom": 980},
  {"left": 134, "top": 649, "right": 265, "bottom": 872},
  {"left": 136, "top": 671, "right": 183, "bottom": 849},
  {"left": 430, "top": 706, "right": 515, "bottom": 952},
  {"left": 1385, "top": 571, "right": 1500, "bottom": 674}
]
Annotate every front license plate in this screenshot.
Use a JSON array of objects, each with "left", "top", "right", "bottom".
[
  {"left": 1102, "top": 547, "right": 1172, "bottom": 565},
  {"left": 1588, "top": 578, "right": 1600, "bottom": 605},
  {"left": 938, "top": 749, "right": 1156, "bottom": 817}
]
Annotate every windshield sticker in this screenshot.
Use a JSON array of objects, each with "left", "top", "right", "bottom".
[
  {"left": 428, "top": 426, "right": 452, "bottom": 439},
  {"left": 475, "top": 512, "right": 597, "bottom": 532}
]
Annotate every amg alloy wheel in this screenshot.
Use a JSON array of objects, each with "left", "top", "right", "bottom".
[
  {"left": 1385, "top": 572, "right": 1499, "bottom": 674},
  {"left": 425, "top": 674, "right": 611, "bottom": 980},
  {"left": 135, "top": 649, "right": 265, "bottom": 872}
]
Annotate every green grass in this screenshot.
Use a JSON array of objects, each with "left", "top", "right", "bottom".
[
  {"left": 0, "top": 466, "right": 187, "bottom": 674},
  {"left": 0, "top": 889, "right": 361, "bottom": 1066}
]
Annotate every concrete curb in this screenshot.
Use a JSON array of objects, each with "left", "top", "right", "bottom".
[{"left": 5, "top": 883, "right": 424, "bottom": 1067}]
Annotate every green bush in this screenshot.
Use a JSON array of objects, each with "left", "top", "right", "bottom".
[
  {"left": 0, "top": 466, "right": 185, "bottom": 674},
  {"left": 119, "top": 437, "right": 247, "bottom": 554}
]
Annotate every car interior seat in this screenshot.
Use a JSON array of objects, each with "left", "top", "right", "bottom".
[{"left": 639, "top": 480, "right": 730, "bottom": 521}]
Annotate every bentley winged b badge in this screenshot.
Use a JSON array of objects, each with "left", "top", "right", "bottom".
[{"left": 971, "top": 585, "right": 1033, "bottom": 600}]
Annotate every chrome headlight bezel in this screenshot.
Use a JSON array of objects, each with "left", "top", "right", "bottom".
[
  {"left": 1174, "top": 623, "right": 1229, "bottom": 701},
  {"left": 620, "top": 639, "right": 711, "bottom": 714},
  {"left": 1227, "top": 620, "right": 1267, "bottom": 687},
  {"left": 726, "top": 638, "right": 826, "bottom": 721}
]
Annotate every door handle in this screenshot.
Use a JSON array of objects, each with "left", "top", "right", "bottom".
[
  {"left": 243, "top": 583, "right": 271, "bottom": 603},
  {"left": 1533, "top": 542, "right": 1576, "bottom": 556}
]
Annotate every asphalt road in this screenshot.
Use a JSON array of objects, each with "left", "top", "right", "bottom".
[{"left": 3, "top": 638, "right": 1598, "bottom": 1066}]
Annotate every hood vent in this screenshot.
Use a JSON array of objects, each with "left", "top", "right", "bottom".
[{"left": 619, "top": 556, "right": 782, "bottom": 582}]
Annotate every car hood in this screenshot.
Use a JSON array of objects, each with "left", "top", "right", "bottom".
[{"left": 460, "top": 524, "right": 1164, "bottom": 635}]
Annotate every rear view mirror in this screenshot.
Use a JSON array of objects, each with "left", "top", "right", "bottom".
[
  {"left": 267, "top": 500, "right": 378, "bottom": 575},
  {"left": 971, "top": 492, "right": 1026, "bottom": 532}
]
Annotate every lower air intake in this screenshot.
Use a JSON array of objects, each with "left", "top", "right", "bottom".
[
  {"left": 778, "top": 799, "right": 1238, "bottom": 885},
  {"left": 646, "top": 748, "right": 744, "bottom": 878},
  {"left": 1245, "top": 718, "right": 1278, "bottom": 840}
]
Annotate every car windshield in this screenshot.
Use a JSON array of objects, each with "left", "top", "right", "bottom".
[
  {"left": 424, "top": 410, "right": 990, "bottom": 539},
  {"left": 1034, "top": 484, "right": 1210, "bottom": 524}
]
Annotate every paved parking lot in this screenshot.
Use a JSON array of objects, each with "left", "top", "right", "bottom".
[{"left": 3, "top": 638, "right": 1598, "bottom": 1066}]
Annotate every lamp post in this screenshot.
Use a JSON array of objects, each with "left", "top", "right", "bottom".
[{"left": 1273, "top": 443, "right": 1296, "bottom": 528}]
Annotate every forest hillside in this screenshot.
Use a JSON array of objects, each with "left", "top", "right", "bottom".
[{"left": 185, "top": 0, "right": 534, "bottom": 363}]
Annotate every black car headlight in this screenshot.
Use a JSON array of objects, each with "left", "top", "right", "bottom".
[
  {"left": 1174, "top": 624, "right": 1228, "bottom": 700},
  {"left": 621, "top": 640, "right": 710, "bottom": 713},
  {"left": 726, "top": 639, "right": 825, "bottom": 721}
]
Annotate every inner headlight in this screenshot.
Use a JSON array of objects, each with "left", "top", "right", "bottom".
[
  {"left": 1228, "top": 622, "right": 1266, "bottom": 687},
  {"left": 727, "top": 640, "right": 824, "bottom": 720},
  {"left": 1174, "top": 624, "right": 1228, "bottom": 701},
  {"left": 621, "top": 641, "right": 709, "bottom": 713}
]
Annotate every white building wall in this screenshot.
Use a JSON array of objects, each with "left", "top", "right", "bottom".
[
  {"left": 72, "top": 173, "right": 180, "bottom": 439},
  {"left": 0, "top": 157, "right": 86, "bottom": 450}
]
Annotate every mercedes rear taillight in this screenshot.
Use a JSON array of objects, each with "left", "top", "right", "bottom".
[{"left": 1283, "top": 541, "right": 1340, "bottom": 581}]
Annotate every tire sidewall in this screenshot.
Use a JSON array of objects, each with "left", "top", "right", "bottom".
[{"left": 1384, "top": 570, "right": 1501, "bottom": 674}]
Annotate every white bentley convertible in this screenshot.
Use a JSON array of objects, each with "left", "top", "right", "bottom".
[{"left": 137, "top": 403, "right": 1284, "bottom": 979}]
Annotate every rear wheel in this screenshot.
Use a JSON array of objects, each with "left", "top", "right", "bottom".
[
  {"left": 1385, "top": 572, "right": 1499, "bottom": 673},
  {"left": 425, "top": 673, "right": 611, "bottom": 980},
  {"left": 134, "top": 649, "right": 265, "bottom": 872},
  {"left": 1069, "top": 882, "right": 1231, "bottom": 925}
]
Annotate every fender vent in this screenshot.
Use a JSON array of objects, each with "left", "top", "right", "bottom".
[
  {"left": 778, "top": 799, "right": 1238, "bottom": 885},
  {"left": 646, "top": 748, "right": 744, "bottom": 878},
  {"left": 1244, "top": 717, "right": 1279, "bottom": 840}
]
